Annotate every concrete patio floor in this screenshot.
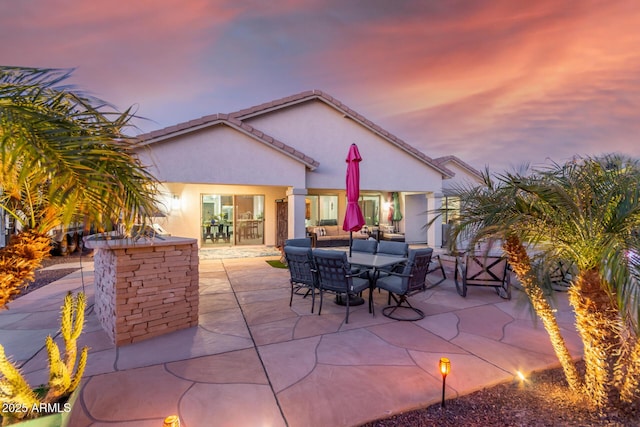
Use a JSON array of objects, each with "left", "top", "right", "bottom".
[{"left": 1, "top": 253, "right": 583, "bottom": 427}]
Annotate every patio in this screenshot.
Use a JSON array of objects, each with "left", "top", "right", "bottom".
[{"left": 1, "top": 251, "right": 583, "bottom": 427}]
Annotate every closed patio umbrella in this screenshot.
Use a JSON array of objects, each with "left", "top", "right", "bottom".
[
  {"left": 343, "top": 143, "right": 365, "bottom": 257},
  {"left": 392, "top": 191, "right": 402, "bottom": 226}
]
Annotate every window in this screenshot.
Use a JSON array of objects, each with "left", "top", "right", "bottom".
[
  {"left": 305, "top": 196, "right": 319, "bottom": 226},
  {"left": 319, "top": 195, "right": 338, "bottom": 223},
  {"left": 359, "top": 195, "right": 380, "bottom": 226},
  {"left": 443, "top": 196, "right": 460, "bottom": 224},
  {"left": 305, "top": 194, "right": 338, "bottom": 226}
]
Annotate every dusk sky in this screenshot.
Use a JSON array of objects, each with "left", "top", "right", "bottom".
[{"left": 2, "top": 0, "right": 639, "bottom": 171}]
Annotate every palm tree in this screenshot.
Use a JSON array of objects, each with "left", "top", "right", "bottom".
[
  {"left": 445, "top": 155, "right": 640, "bottom": 409},
  {"left": 0, "top": 66, "right": 159, "bottom": 307},
  {"left": 444, "top": 169, "right": 582, "bottom": 394}
]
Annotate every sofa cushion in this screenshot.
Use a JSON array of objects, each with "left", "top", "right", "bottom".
[{"left": 324, "top": 226, "right": 341, "bottom": 236}]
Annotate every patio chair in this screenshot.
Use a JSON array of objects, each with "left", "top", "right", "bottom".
[
  {"left": 375, "top": 240, "right": 409, "bottom": 278},
  {"left": 549, "top": 260, "right": 574, "bottom": 291},
  {"left": 351, "top": 239, "right": 378, "bottom": 254},
  {"left": 285, "top": 238, "right": 312, "bottom": 248},
  {"left": 376, "top": 240, "right": 408, "bottom": 258},
  {"left": 454, "top": 253, "right": 511, "bottom": 299},
  {"left": 312, "top": 249, "right": 371, "bottom": 323},
  {"left": 426, "top": 254, "right": 447, "bottom": 288},
  {"left": 375, "top": 248, "right": 433, "bottom": 321},
  {"left": 284, "top": 246, "right": 317, "bottom": 313},
  {"left": 282, "top": 238, "right": 313, "bottom": 284}
]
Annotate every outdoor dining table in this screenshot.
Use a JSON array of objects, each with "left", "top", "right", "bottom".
[{"left": 335, "top": 252, "right": 408, "bottom": 306}]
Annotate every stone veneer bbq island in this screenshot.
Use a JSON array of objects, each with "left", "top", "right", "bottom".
[{"left": 84, "top": 236, "right": 199, "bottom": 346}]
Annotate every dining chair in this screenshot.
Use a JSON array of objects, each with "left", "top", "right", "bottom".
[
  {"left": 376, "top": 240, "right": 409, "bottom": 258},
  {"left": 312, "top": 249, "right": 371, "bottom": 323},
  {"left": 374, "top": 241, "right": 409, "bottom": 282},
  {"left": 375, "top": 248, "right": 433, "bottom": 321},
  {"left": 284, "top": 245, "right": 317, "bottom": 313},
  {"left": 285, "top": 238, "right": 312, "bottom": 248},
  {"left": 376, "top": 240, "right": 408, "bottom": 258},
  {"left": 351, "top": 239, "right": 378, "bottom": 254}
]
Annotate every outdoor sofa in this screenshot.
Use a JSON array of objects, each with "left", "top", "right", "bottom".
[{"left": 306, "top": 219, "right": 370, "bottom": 247}]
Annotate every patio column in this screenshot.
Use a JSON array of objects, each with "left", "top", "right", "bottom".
[
  {"left": 427, "top": 192, "right": 444, "bottom": 247},
  {"left": 287, "top": 187, "right": 307, "bottom": 239}
]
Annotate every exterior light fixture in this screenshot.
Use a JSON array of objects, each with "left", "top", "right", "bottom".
[
  {"left": 439, "top": 357, "right": 451, "bottom": 408},
  {"left": 171, "top": 194, "right": 181, "bottom": 211},
  {"left": 163, "top": 415, "right": 180, "bottom": 427},
  {"left": 516, "top": 370, "right": 526, "bottom": 388}
]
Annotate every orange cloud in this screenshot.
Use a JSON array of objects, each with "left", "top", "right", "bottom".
[{"left": 2, "top": 0, "right": 639, "bottom": 169}]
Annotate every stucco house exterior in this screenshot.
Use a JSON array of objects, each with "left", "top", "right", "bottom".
[{"left": 134, "top": 90, "right": 482, "bottom": 249}]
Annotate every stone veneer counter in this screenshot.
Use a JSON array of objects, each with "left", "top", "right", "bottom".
[{"left": 84, "top": 236, "right": 199, "bottom": 346}]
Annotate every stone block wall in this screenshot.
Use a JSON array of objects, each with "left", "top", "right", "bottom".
[{"left": 90, "top": 238, "right": 199, "bottom": 346}]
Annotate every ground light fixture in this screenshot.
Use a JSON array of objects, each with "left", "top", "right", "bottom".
[
  {"left": 163, "top": 415, "right": 180, "bottom": 426},
  {"left": 516, "top": 370, "right": 527, "bottom": 388},
  {"left": 439, "top": 357, "right": 451, "bottom": 408}
]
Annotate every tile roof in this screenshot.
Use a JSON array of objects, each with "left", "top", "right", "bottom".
[
  {"left": 434, "top": 156, "right": 483, "bottom": 181},
  {"left": 135, "top": 90, "right": 463, "bottom": 178},
  {"left": 229, "top": 90, "right": 454, "bottom": 178},
  {"left": 135, "top": 114, "right": 319, "bottom": 170}
]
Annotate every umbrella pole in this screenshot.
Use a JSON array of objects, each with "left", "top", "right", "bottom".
[{"left": 349, "top": 232, "right": 353, "bottom": 257}]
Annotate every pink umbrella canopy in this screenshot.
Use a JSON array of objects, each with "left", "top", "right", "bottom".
[{"left": 343, "top": 143, "right": 366, "bottom": 232}]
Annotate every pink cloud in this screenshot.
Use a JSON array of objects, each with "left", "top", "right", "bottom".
[{"left": 2, "top": 0, "right": 639, "bottom": 170}]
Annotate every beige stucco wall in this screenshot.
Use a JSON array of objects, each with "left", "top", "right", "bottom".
[
  {"left": 243, "top": 101, "right": 444, "bottom": 192},
  {"left": 137, "top": 124, "right": 307, "bottom": 187},
  {"left": 441, "top": 162, "right": 483, "bottom": 192},
  {"left": 136, "top": 99, "right": 455, "bottom": 246}
]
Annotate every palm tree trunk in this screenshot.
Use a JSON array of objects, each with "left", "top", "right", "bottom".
[
  {"left": 503, "top": 236, "right": 583, "bottom": 392},
  {"left": 620, "top": 338, "right": 640, "bottom": 403},
  {"left": 569, "top": 269, "right": 624, "bottom": 408},
  {"left": 0, "top": 230, "right": 51, "bottom": 309}
]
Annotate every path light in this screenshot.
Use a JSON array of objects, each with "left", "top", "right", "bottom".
[
  {"left": 516, "top": 370, "right": 527, "bottom": 388},
  {"left": 163, "top": 415, "right": 180, "bottom": 427},
  {"left": 439, "top": 357, "right": 451, "bottom": 408}
]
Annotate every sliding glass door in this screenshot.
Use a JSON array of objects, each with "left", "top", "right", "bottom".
[
  {"left": 201, "top": 194, "right": 264, "bottom": 246},
  {"left": 234, "top": 195, "right": 264, "bottom": 245}
]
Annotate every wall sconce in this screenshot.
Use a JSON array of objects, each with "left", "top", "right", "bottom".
[
  {"left": 171, "top": 194, "right": 181, "bottom": 211},
  {"left": 439, "top": 357, "right": 451, "bottom": 408},
  {"left": 163, "top": 415, "right": 180, "bottom": 427}
]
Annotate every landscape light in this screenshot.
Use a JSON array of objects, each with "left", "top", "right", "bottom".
[
  {"left": 163, "top": 415, "right": 180, "bottom": 427},
  {"left": 439, "top": 357, "right": 451, "bottom": 408},
  {"left": 516, "top": 370, "right": 527, "bottom": 388}
]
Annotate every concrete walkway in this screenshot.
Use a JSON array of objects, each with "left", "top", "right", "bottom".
[{"left": 1, "top": 255, "right": 582, "bottom": 427}]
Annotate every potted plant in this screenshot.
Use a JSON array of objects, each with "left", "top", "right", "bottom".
[{"left": 0, "top": 292, "right": 87, "bottom": 426}]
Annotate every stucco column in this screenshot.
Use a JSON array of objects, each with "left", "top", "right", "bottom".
[
  {"left": 427, "top": 192, "right": 444, "bottom": 248},
  {"left": 287, "top": 187, "right": 307, "bottom": 239}
]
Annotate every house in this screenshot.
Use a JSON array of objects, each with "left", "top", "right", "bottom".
[{"left": 134, "top": 90, "right": 482, "bottom": 249}]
